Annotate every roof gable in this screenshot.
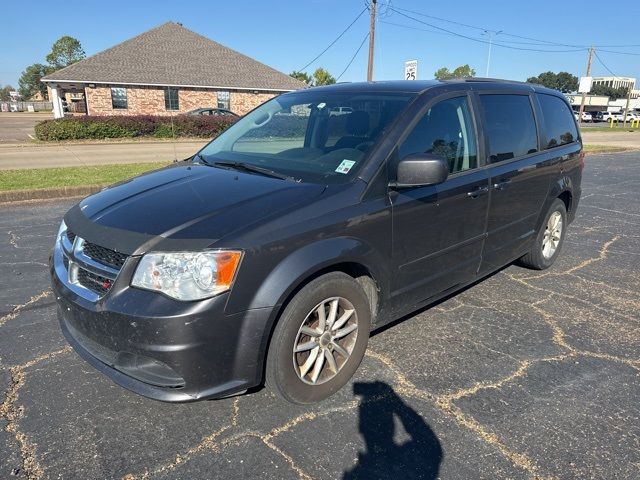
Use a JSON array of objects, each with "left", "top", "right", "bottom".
[{"left": 42, "top": 22, "right": 305, "bottom": 91}]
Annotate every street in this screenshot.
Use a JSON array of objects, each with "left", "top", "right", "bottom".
[{"left": 1, "top": 152, "right": 639, "bottom": 479}]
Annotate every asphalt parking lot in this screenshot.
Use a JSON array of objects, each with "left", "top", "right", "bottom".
[
  {"left": 1, "top": 152, "right": 639, "bottom": 480},
  {"left": 0, "top": 113, "right": 52, "bottom": 144}
]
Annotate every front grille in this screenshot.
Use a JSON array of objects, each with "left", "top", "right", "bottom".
[
  {"left": 66, "top": 230, "right": 77, "bottom": 244},
  {"left": 60, "top": 230, "right": 128, "bottom": 299},
  {"left": 77, "top": 268, "right": 113, "bottom": 295},
  {"left": 82, "top": 241, "right": 128, "bottom": 270}
]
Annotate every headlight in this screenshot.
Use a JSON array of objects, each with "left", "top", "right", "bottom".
[
  {"left": 131, "top": 250, "right": 242, "bottom": 301},
  {"left": 56, "top": 220, "right": 67, "bottom": 246}
]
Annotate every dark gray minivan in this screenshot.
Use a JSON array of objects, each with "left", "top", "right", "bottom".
[{"left": 51, "top": 79, "right": 583, "bottom": 404}]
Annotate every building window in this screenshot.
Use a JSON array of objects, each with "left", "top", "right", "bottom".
[
  {"left": 217, "top": 91, "right": 230, "bottom": 109},
  {"left": 165, "top": 87, "right": 179, "bottom": 110},
  {"left": 111, "top": 87, "right": 127, "bottom": 109}
]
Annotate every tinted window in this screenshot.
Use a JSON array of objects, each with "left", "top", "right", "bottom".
[
  {"left": 111, "top": 88, "right": 127, "bottom": 109},
  {"left": 398, "top": 96, "right": 477, "bottom": 174},
  {"left": 481, "top": 94, "right": 538, "bottom": 162},
  {"left": 165, "top": 87, "right": 179, "bottom": 110},
  {"left": 538, "top": 94, "right": 578, "bottom": 148},
  {"left": 199, "top": 91, "right": 415, "bottom": 185}
]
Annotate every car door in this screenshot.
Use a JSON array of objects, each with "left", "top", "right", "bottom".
[
  {"left": 390, "top": 93, "right": 490, "bottom": 309},
  {"left": 476, "top": 91, "right": 554, "bottom": 273}
]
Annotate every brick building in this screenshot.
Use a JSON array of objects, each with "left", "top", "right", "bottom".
[{"left": 42, "top": 22, "right": 304, "bottom": 118}]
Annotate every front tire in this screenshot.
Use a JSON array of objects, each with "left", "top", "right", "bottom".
[
  {"left": 266, "top": 272, "right": 371, "bottom": 404},
  {"left": 518, "top": 198, "right": 567, "bottom": 270}
]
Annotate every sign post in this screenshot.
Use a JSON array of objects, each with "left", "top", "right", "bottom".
[{"left": 404, "top": 60, "right": 418, "bottom": 81}]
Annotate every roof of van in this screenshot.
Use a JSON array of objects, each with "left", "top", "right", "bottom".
[{"left": 297, "top": 78, "right": 563, "bottom": 96}]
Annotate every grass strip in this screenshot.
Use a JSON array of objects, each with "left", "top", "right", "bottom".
[{"left": 0, "top": 162, "right": 167, "bottom": 191}]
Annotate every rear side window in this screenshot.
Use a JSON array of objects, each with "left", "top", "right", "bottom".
[
  {"left": 538, "top": 94, "right": 578, "bottom": 149},
  {"left": 480, "top": 94, "right": 538, "bottom": 163}
]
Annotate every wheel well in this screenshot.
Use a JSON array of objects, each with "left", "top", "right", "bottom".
[
  {"left": 558, "top": 191, "right": 572, "bottom": 213},
  {"left": 284, "top": 262, "right": 380, "bottom": 319}
]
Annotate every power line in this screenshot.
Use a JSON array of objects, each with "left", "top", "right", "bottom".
[
  {"left": 594, "top": 50, "right": 621, "bottom": 78},
  {"left": 297, "top": 7, "right": 368, "bottom": 72},
  {"left": 387, "top": 9, "right": 586, "bottom": 53},
  {"left": 597, "top": 48, "right": 640, "bottom": 57},
  {"left": 390, "top": 5, "right": 640, "bottom": 51},
  {"left": 390, "top": 6, "right": 583, "bottom": 48},
  {"left": 337, "top": 32, "right": 370, "bottom": 81}
]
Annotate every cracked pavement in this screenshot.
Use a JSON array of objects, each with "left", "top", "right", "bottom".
[{"left": 1, "top": 152, "right": 639, "bottom": 479}]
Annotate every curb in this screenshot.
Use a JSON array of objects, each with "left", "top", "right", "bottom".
[{"left": 0, "top": 185, "right": 105, "bottom": 204}]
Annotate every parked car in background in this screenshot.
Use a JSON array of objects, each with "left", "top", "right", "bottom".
[
  {"left": 573, "top": 111, "right": 592, "bottom": 122},
  {"left": 187, "top": 107, "right": 239, "bottom": 117},
  {"left": 611, "top": 112, "right": 625, "bottom": 122},
  {"left": 51, "top": 79, "right": 583, "bottom": 404},
  {"left": 601, "top": 111, "right": 617, "bottom": 122},
  {"left": 329, "top": 106, "right": 354, "bottom": 115},
  {"left": 589, "top": 111, "right": 603, "bottom": 122},
  {"left": 622, "top": 112, "right": 639, "bottom": 122}
]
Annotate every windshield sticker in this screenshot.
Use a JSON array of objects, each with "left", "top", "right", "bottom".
[{"left": 335, "top": 159, "right": 356, "bottom": 174}]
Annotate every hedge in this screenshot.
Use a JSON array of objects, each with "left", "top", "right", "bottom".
[{"left": 34, "top": 115, "right": 237, "bottom": 141}]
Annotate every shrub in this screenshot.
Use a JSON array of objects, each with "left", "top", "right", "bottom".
[{"left": 34, "top": 114, "right": 237, "bottom": 141}]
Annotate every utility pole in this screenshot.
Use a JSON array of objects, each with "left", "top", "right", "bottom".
[
  {"left": 578, "top": 47, "right": 594, "bottom": 125},
  {"left": 367, "top": 0, "right": 377, "bottom": 82},
  {"left": 623, "top": 85, "right": 632, "bottom": 127}
]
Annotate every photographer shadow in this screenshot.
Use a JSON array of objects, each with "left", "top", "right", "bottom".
[{"left": 344, "top": 381, "right": 442, "bottom": 480}]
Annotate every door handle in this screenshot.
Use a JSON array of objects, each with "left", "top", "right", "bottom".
[
  {"left": 467, "top": 185, "right": 489, "bottom": 198},
  {"left": 492, "top": 179, "right": 511, "bottom": 190}
]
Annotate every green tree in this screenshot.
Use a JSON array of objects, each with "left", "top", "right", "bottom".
[
  {"left": 526, "top": 71, "right": 578, "bottom": 93},
  {"left": 590, "top": 84, "right": 629, "bottom": 100},
  {"left": 434, "top": 64, "right": 476, "bottom": 80},
  {"left": 290, "top": 71, "right": 312, "bottom": 85},
  {"left": 0, "top": 85, "right": 15, "bottom": 101},
  {"left": 46, "top": 36, "right": 85, "bottom": 69},
  {"left": 312, "top": 68, "right": 336, "bottom": 86},
  {"left": 18, "top": 63, "right": 53, "bottom": 100}
]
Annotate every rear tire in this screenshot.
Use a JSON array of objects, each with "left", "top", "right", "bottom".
[
  {"left": 266, "top": 272, "right": 371, "bottom": 404},
  {"left": 518, "top": 198, "right": 567, "bottom": 270}
]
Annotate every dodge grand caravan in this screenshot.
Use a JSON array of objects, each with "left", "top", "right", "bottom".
[{"left": 51, "top": 79, "right": 583, "bottom": 404}]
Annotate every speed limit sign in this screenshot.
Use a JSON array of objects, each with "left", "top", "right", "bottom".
[{"left": 404, "top": 60, "right": 418, "bottom": 80}]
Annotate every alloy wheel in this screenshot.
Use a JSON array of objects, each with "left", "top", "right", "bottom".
[
  {"left": 542, "top": 211, "right": 563, "bottom": 259},
  {"left": 292, "top": 297, "right": 359, "bottom": 385}
]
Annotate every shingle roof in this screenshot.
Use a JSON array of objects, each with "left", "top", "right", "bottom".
[{"left": 42, "top": 22, "right": 305, "bottom": 91}]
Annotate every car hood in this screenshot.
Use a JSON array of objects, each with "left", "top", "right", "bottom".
[{"left": 65, "top": 162, "right": 326, "bottom": 255}]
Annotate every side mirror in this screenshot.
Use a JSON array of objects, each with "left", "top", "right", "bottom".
[{"left": 391, "top": 153, "right": 449, "bottom": 188}]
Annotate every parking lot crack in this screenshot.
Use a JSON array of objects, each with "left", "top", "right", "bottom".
[
  {"left": 0, "top": 290, "right": 52, "bottom": 328},
  {"left": 365, "top": 349, "right": 555, "bottom": 479},
  {"left": 1, "top": 347, "right": 71, "bottom": 480}
]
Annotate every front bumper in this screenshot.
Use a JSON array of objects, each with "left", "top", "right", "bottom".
[{"left": 51, "top": 252, "right": 272, "bottom": 403}]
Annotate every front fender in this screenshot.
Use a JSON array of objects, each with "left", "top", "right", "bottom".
[{"left": 246, "top": 236, "right": 388, "bottom": 313}]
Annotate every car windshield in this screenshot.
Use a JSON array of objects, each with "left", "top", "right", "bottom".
[{"left": 197, "top": 90, "right": 416, "bottom": 184}]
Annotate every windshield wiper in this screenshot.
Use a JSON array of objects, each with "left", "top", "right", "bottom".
[{"left": 213, "top": 161, "right": 297, "bottom": 182}]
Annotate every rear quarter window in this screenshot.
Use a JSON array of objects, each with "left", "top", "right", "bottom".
[
  {"left": 538, "top": 94, "right": 579, "bottom": 149},
  {"left": 480, "top": 94, "right": 538, "bottom": 163}
]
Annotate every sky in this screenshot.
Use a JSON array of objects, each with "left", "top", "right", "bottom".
[{"left": 2, "top": 0, "right": 640, "bottom": 88}]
